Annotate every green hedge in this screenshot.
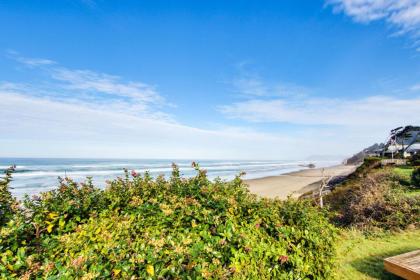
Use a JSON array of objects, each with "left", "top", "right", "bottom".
[{"left": 1, "top": 164, "right": 337, "bottom": 279}]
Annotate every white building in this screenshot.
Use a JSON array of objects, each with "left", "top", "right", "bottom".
[
  {"left": 384, "top": 126, "right": 420, "bottom": 158},
  {"left": 405, "top": 143, "right": 420, "bottom": 157}
]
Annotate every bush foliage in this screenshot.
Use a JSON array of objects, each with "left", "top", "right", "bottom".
[
  {"left": 409, "top": 153, "right": 420, "bottom": 167},
  {"left": 0, "top": 164, "right": 337, "bottom": 279},
  {"left": 0, "top": 166, "right": 18, "bottom": 227}
]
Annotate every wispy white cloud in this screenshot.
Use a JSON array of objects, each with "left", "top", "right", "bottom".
[
  {"left": 220, "top": 75, "right": 420, "bottom": 154},
  {"left": 0, "top": 72, "right": 368, "bottom": 159},
  {"left": 6, "top": 50, "right": 56, "bottom": 66},
  {"left": 51, "top": 68, "right": 163, "bottom": 104},
  {"left": 5, "top": 53, "right": 171, "bottom": 121},
  {"left": 327, "top": 0, "right": 420, "bottom": 48},
  {"left": 411, "top": 83, "right": 420, "bottom": 91},
  {"left": 232, "top": 78, "right": 268, "bottom": 97},
  {"left": 220, "top": 95, "right": 420, "bottom": 126},
  {"left": 221, "top": 75, "right": 420, "bottom": 126},
  {"left": 2, "top": 53, "right": 317, "bottom": 159},
  {"left": 2, "top": 53, "right": 411, "bottom": 159},
  {"left": 0, "top": 91, "right": 305, "bottom": 159},
  {"left": 231, "top": 76, "right": 309, "bottom": 99}
]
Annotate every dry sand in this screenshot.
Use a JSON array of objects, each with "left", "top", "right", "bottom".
[{"left": 245, "top": 165, "right": 357, "bottom": 199}]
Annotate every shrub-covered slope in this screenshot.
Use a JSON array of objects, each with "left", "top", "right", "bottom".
[
  {"left": 1, "top": 165, "right": 336, "bottom": 279},
  {"left": 325, "top": 160, "right": 420, "bottom": 230}
]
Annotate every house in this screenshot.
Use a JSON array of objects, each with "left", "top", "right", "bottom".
[
  {"left": 363, "top": 143, "right": 385, "bottom": 157},
  {"left": 384, "top": 126, "right": 420, "bottom": 158},
  {"left": 367, "top": 148, "right": 384, "bottom": 157},
  {"left": 406, "top": 143, "right": 420, "bottom": 157}
]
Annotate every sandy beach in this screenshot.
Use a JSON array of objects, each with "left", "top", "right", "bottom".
[{"left": 245, "top": 164, "right": 357, "bottom": 199}]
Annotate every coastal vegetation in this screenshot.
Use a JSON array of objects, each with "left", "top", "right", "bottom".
[
  {"left": 0, "top": 164, "right": 336, "bottom": 279},
  {"left": 325, "top": 158, "right": 420, "bottom": 279},
  {"left": 325, "top": 159, "right": 419, "bottom": 230},
  {"left": 1, "top": 157, "right": 419, "bottom": 279}
]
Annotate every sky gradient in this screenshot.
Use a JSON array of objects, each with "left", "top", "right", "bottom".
[{"left": 1, "top": 0, "right": 420, "bottom": 159}]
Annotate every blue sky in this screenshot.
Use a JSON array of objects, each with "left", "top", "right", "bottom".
[{"left": 1, "top": 0, "right": 420, "bottom": 159}]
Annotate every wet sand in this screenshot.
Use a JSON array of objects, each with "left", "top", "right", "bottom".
[{"left": 245, "top": 165, "right": 357, "bottom": 199}]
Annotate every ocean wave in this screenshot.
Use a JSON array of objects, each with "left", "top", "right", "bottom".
[
  {"left": 11, "top": 163, "right": 299, "bottom": 178},
  {"left": 3, "top": 158, "right": 339, "bottom": 199},
  {"left": 0, "top": 165, "right": 27, "bottom": 169}
]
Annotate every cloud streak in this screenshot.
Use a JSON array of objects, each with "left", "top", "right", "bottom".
[
  {"left": 220, "top": 95, "right": 420, "bottom": 126},
  {"left": 327, "top": 0, "right": 420, "bottom": 49},
  {"left": 220, "top": 75, "right": 420, "bottom": 155},
  {"left": 0, "top": 91, "right": 303, "bottom": 159},
  {"left": 52, "top": 69, "right": 163, "bottom": 105},
  {"left": 5, "top": 53, "right": 171, "bottom": 121},
  {"left": 231, "top": 76, "right": 309, "bottom": 99},
  {"left": 2, "top": 53, "right": 315, "bottom": 159},
  {"left": 6, "top": 50, "right": 56, "bottom": 66},
  {"left": 2, "top": 53, "right": 415, "bottom": 159}
]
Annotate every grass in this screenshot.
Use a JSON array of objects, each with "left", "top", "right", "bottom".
[
  {"left": 403, "top": 187, "right": 420, "bottom": 197},
  {"left": 392, "top": 166, "right": 420, "bottom": 197},
  {"left": 393, "top": 166, "right": 414, "bottom": 180},
  {"left": 336, "top": 229, "right": 420, "bottom": 280}
]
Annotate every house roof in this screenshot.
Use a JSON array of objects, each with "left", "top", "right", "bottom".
[{"left": 406, "top": 143, "right": 420, "bottom": 152}]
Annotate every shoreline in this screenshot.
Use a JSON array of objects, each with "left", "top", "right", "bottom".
[{"left": 245, "top": 164, "right": 357, "bottom": 199}]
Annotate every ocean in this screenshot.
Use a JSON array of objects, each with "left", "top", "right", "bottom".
[{"left": 0, "top": 158, "right": 340, "bottom": 198}]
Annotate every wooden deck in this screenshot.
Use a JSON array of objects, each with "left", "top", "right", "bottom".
[{"left": 384, "top": 250, "right": 420, "bottom": 280}]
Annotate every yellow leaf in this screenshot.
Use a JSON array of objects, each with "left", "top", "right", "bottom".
[
  {"left": 47, "top": 224, "right": 54, "bottom": 233},
  {"left": 113, "top": 269, "right": 121, "bottom": 276},
  {"left": 95, "top": 228, "right": 101, "bottom": 234},
  {"left": 48, "top": 212, "right": 58, "bottom": 219},
  {"left": 7, "top": 264, "right": 14, "bottom": 271},
  {"left": 146, "top": 264, "right": 154, "bottom": 276},
  {"left": 59, "top": 219, "right": 65, "bottom": 227}
]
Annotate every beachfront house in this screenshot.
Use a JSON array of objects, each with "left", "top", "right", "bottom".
[
  {"left": 405, "top": 143, "right": 420, "bottom": 157},
  {"left": 383, "top": 126, "right": 420, "bottom": 158}
]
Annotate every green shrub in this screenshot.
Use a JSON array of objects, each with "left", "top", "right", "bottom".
[
  {"left": 0, "top": 164, "right": 337, "bottom": 279},
  {"left": 351, "top": 157, "right": 381, "bottom": 178},
  {"left": 393, "top": 166, "right": 414, "bottom": 186},
  {"left": 23, "top": 176, "right": 107, "bottom": 236},
  {"left": 0, "top": 166, "right": 18, "bottom": 226},
  {"left": 412, "top": 168, "right": 420, "bottom": 188},
  {"left": 409, "top": 153, "right": 420, "bottom": 166}
]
